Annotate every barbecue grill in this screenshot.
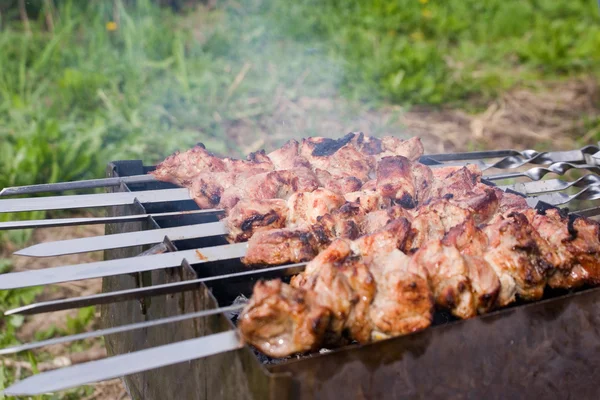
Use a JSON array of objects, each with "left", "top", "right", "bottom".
[{"left": 2, "top": 141, "right": 600, "bottom": 398}]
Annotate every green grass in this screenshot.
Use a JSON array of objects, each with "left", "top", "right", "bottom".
[{"left": 0, "top": 0, "right": 599, "bottom": 398}]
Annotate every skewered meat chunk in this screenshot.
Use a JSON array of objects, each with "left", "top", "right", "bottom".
[
  {"left": 300, "top": 136, "right": 373, "bottom": 182},
  {"left": 368, "top": 249, "right": 433, "bottom": 340},
  {"left": 525, "top": 208, "right": 600, "bottom": 288},
  {"left": 266, "top": 140, "right": 311, "bottom": 170},
  {"left": 188, "top": 171, "right": 235, "bottom": 209},
  {"left": 378, "top": 136, "right": 424, "bottom": 161},
  {"left": 314, "top": 169, "right": 363, "bottom": 195},
  {"left": 344, "top": 189, "right": 391, "bottom": 212},
  {"left": 315, "top": 202, "right": 364, "bottom": 241},
  {"left": 462, "top": 255, "right": 501, "bottom": 314},
  {"left": 286, "top": 188, "right": 346, "bottom": 227},
  {"left": 238, "top": 279, "right": 331, "bottom": 358},
  {"left": 224, "top": 199, "right": 288, "bottom": 242},
  {"left": 291, "top": 239, "right": 376, "bottom": 344},
  {"left": 243, "top": 228, "right": 323, "bottom": 266},
  {"left": 412, "top": 241, "right": 476, "bottom": 319},
  {"left": 218, "top": 168, "right": 320, "bottom": 210},
  {"left": 376, "top": 156, "right": 432, "bottom": 208},
  {"left": 481, "top": 212, "right": 553, "bottom": 305},
  {"left": 152, "top": 145, "right": 227, "bottom": 186}
]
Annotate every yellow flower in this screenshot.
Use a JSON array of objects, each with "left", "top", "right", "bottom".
[
  {"left": 106, "top": 21, "right": 118, "bottom": 31},
  {"left": 421, "top": 9, "right": 432, "bottom": 18},
  {"left": 410, "top": 31, "right": 424, "bottom": 41},
  {"left": 419, "top": 0, "right": 428, "bottom": 4}
]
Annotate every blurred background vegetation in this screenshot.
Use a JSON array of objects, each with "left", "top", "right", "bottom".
[{"left": 0, "top": 0, "right": 599, "bottom": 398}]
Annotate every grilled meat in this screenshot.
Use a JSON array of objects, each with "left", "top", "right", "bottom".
[
  {"left": 152, "top": 133, "right": 425, "bottom": 191},
  {"left": 225, "top": 199, "right": 288, "bottom": 242},
  {"left": 241, "top": 222, "right": 432, "bottom": 357},
  {"left": 238, "top": 279, "right": 331, "bottom": 358}
]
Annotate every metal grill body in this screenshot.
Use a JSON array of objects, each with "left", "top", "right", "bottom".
[{"left": 101, "top": 160, "right": 600, "bottom": 400}]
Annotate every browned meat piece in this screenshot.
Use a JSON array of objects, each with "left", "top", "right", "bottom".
[
  {"left": 315, "top": 202, "right": 365, "bottom": 241},
  {"left": 291, "top": 239, "right": 376, "bottom": 344},
  {"left": 361, "top": 206, "right": 410, "bottom": 233},
  {"left": 481, "top": 213, "right": 553, "bottom": 305},
  {"left": 188, "top": 171, "right": 235, "bottom": 209},
  {"left": 314, "top": 169, "right": 363, "bottom": 194},
  {"left": 152, "top": 145, "right": 227, "bottom": 186},
  {"left": 238, "top": 279, "right": 331, "bottom": 358},
  {"left": 299, "top": 136, "right": 373, "bottom": 181},
  {"left": 493, "top": 188, "right": 529, "bottom": 215},
  {"left": 287, "top": 189, "right": 345, "bottom": 227},
  {"left": 526, "top": 208, "right": 600, "bottom": 288},
  {"left": 378, "top": 136, "right": 424, "bottom": 161},
  {"left": 412, "top": 162, "right": 433, "bottom": 204},
  {"left": 243, "top": 228, "right": 321, "bottom": 266},
  {"left": 352, "top": 218, "right": 412, "bottom": 256},
  {"left": 368, "top": 249, "right": 433, "bottom": 340},
  {"left": 219, "top": 168, "right": 320, "bottom": 209},
  {"left": 429, "top": 166, "right": 481, "bottom": 199},
  {"left": 442, "top": 217, "right": 488, "bottom": 254},
  {"left": 412, "top": 241, "right": 476, "bottom": 319},
  {"left": 344, "top": 189, "right": 391, "bottom": 212},
  {"left": 455, "top": 187, "right": 499, "bottom": 224},
  {"left": 463, "top": 255, "right": 501, "bottom": 314},
  {"left": 376, "top": 156, "right": 420, "bottom": 208},
  {"left": 224, "top": 199, "right": 288, "bottom": 242},
  {"left": 266, "top": 139, "right": 311, "bottom": 170}
]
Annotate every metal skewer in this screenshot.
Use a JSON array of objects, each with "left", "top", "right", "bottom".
[
  {"left": 0, "top": 209, "right": 220, "bottom": 230},
  {"left": 2, "top": 331, "right": 244, "bottom": 396},
  {"left": 2, "top": 146, "right": 598, "bottom": 198},
  {"left": 0, "top": 242, "right": 248, "bottom": 290},
  {"left": 4, "top": 263, "right": 308, "bottom": 316},
  {"left": 14, "top": 222, "right": 227, "bottom": 257},
  {"left": 0, "top": 174, "right": 159, "bottom": 197}
]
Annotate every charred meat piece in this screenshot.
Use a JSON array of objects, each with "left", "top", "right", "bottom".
[
  {"left": 526, "top": 208, "right": 600, "bottom": 288},
  {"left": 291, "top": 239, "right": 376, "bottom": 344},
  {"left": 266, "top": 139, "right": 311, "bottom": 170},
  {"left": 412, "top": 241, "right": 476, "bottom": 319},
  {"left": 224, "top": 199, "right": 288, "bottom": 242},
  {"left": 361, "top": 205, "right": 410, "bottom": 233},
  {"left": 463, "top": 255, "right": 501, "bottom": 314},
  {"left": 300, "top": 136, "right": 373, "bottom": 182},
  {"left": 287, "top": 188, "right": 346, "bottom": 227},
  {"left": 188, "top": 171, "right": 235, "bottom": 209},
  {"left": 376, "top": 156, "right": 432, "bottom": 208},
  {"left": 243, "top": 228, "right": 322, "bottom": 266},
  {"left": 481, "top": 213, "right": 553, "bottom": 305},
  {"left": 378, "top": 136, "right": 424, "bottom": 162},
  {"left": 344, "top": 189, "right": 392, "bottom": 212},
  {"left": 315, "top": 169, "right": 363, "bottom": 195},
  {"left": 219, "top": 168, "right": 320, "bottom": 210},
  {"left": 152, "top": 145, "right": 228, "bottom": 186},
  {"left": 493, "top": 188, "right": 529, "bottom": 215},
  {"left": 315, "top": 202, "right": 365, "bottom": 241},
  {"left": 429, "top": 165, "right": 481, "bottom": 199},
  {"left": 368, "top": 249, "right": 433, "bottom": 340},
  {"left": 352, "top": 218, "right": 412, "bottom": 256},
  {"left": 238, "top": 279, "right": 331, "bottom": 358}
]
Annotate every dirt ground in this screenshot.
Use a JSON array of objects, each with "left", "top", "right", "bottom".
[{"left": 2, "top": 77, "right": 599, "bottom": 399}]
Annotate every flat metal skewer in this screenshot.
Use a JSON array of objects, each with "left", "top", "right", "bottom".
[
  {"left": 0, "top": 304, "right": 245, "bottom": 355},
  {"left": 14, "top": 221, "right": 228, "bottom": 257},
  {"left": 0, "top": 174, "right": 158, "bottom": 197},
  {"left": 0, "top": 188, "right": 195, "bottom": 213},
  {"left": 5, "top": 263, "right": 307, "bottom": 315},
  {"left": 2, "top": 331, "right": 244, "bottom": 396},
  {"left": 0, "top": 242, "right": 248, "bottom": 290},
  {"left": 0, "top": 209, "right": 220, "bottom": 230}
]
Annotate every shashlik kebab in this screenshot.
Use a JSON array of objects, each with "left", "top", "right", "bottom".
[
  {"left": 236, "top": 188, "right": 600, "bottom": 358},
  {"left": 150, "top": 133, "right": 425, "bottom": 210}
]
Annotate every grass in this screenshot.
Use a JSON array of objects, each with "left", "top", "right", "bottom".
[{"left": 0, "top": 0, "right": 599, "bottom": 398}]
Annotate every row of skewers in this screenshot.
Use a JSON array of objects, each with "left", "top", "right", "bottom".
[{"left": 145, "top": 133, "right": 600, "bottom": 357}]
